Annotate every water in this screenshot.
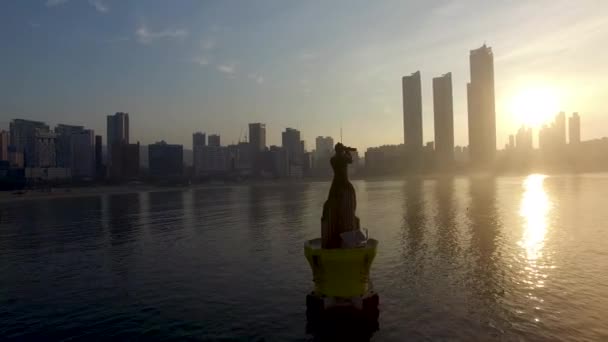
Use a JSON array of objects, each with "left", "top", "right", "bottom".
[{"left": 1, "top": 175, "right": 608, "bottom": 341}]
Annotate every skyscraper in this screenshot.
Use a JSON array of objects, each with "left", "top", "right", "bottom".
[
  {"left": 0, "top": 130, "right": 8, "bottom": 161},
  {"left": 208, "top": 134, "right": 221, "bottom": 147},
  {"left": 55, "top": 124, "right": 85, "bottom": 168},
  {"left": 402, "top": 71, "right": 423, "bottom": 152},
  {"left": 282, "top": 128, "right": 305, "bottom": 177},
  {"left": 95, "top": 135, "right": 104, "bottom": 179},
  {"left": 555, "top": 111, "right": 566, "bottom": 146},
  {"left": 106, "top": 112, "right": 129, "bottom": 161},
  {"left": 467, "top": 44, "right": 496, "bottom": 164},
  {"left": 432, "top": 72, "right": 454, "bottom": 162},
  {"left": 193, "top": 132, "right": 206, "bottom": 148},
  {"left": 71, "top": 129, "right": 95, "bottom": 179},
  {"left": 249, "top": 123, "right": 266, "bottom": 152},
  {"left": 569, "top": 112, "right": 581, "bottom": 144}
]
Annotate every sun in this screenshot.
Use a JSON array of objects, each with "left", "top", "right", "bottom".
[{"left": 509, "top": 86, "right": 560, "bottom": 128}]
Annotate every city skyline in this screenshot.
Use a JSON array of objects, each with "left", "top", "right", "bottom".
[{"left": 1, "top": 1, "right": 608, "bottom": 152}]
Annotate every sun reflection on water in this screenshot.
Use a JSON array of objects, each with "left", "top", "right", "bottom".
[{"left": 519, "top": 174, "right": 551, "bottom": 261}]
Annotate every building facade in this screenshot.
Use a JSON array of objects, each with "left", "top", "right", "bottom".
[
  {"left": 249, "top": 123, "right": 266, "bottom": 152},
  {"left": 0, "top": 130, "right": 8, "bottom": 161},
  {"left": 71, "top": 129, "right": 95, "bottom": 179},
  {"left": 106, "top": 112, "right": 129, "bottom": 161},
  {"left": 402, "top": 71, "right": 423, "bottom": 153},
  {"left": 55, "top": 124, "right": 84, "bottom": 168},
  {"left": 9, "top": 119, "right": 50, "bottom": 167},
  {"left": 208, "top": 134, "right": 220, "bottom": 147},
  {"left": 569, "top": 112, "right": 581, "bottom": 144},
  {"left": 467, "top": 44, "right": 496, "bottom": 164},
  {"left": 432, "top": 72, "right": 455, "bottom": 163},
  {"left": 34, "top": 131, "right": 57, "bottom": 167},
  {"left": 148, "top": 141, "right": 184, "bottom": 178}
]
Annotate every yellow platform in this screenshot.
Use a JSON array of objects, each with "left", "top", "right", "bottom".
[{"left": 304, "top": 238, "right": 378, "bottom": 298}]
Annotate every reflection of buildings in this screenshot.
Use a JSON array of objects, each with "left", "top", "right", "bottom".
[
  {"left": 467, "top": 44, "right": 496, "bottom": 165},
  {"left": 107, "top": 193, "right": 141, "bottom": 246},
  {"left": 402, "top": 71, "right": 423, "bottom": 155},
  {"left": 467, "top": 177, "right": 503, "bottom": 303},
  {"left": 435, "top": 178, "right": 457, "bottom": 260},
  {"left": 402, "top": 179, "right": 425, "bottom": 261},
  {"left": 433, "top": 72, "right": 455, "bottom": 164}
]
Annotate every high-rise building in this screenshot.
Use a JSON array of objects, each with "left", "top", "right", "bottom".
[
  {"left": 508, "top": 135, "right": 515, "bottom": 149},
  {"left": 110, "top": 142, "right": 139, "bottom": 180},
  {"left": 34, "top": 131, "right": 57, "bottom": 167},
  {"left": 9, "top": 119, "right": 50, "bottom": 167},
  {"left": 199, "top": 146, "right": 228, "bottom": 173},
  {"left": 432, "top": 72, "right": 454, "bottom": 162},
  {"left": 516, "top": 126, "right": 533, "bottom": 150},
  {"left": 281, "top": 128, "right": 305, "bottom": 178},
  {"left": 0, "top": 130, "right": 8, "bottom": 161},
  {"left": 55, "top": 124, "right": 85, "bottom": 168},
  {"left": 249, "top": 123, "right": 266, "bottom": 152},
  {"left": 315, "top": 136, "right": 334, "bottom": 155},
  {"left": 193, "top": 132, "right": 206, "bottom": 148},
  {"left": 402, "top": 71, "right": 423, "bottom": 152},
  {"left": 95, "top": 135, "right": 104, "bottom": 179},
  {"left": 71, "top": 129, "right": 95, "bottom": 179},
  {"left": 106, "top": 112, "right": 129, "bottom": 161},
  {"left": 193, "top": 132, "right": 206, "bottom": 176},
  {"left": 555, "top": 111, "right": 567, "bottom": 146},
  {"left": 208, "top": 134, "right": 220, "bottom": 147},
  {"left": 467, "top": 44, "right": 496, "bottom": 164},
  {"left": 148, "top": 141, "right": 184, "bottom": 178},
  {"left": 569, "top": 112, "right": 581, "bottom": 144}
]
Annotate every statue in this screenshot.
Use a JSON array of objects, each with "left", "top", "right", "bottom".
[{"left": 321, "top": 143, "right": 362, "bottom": 248}]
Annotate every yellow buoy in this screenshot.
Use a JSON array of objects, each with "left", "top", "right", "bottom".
[{"left": 304, "top": 238, "right": 378, "bottom": 298}]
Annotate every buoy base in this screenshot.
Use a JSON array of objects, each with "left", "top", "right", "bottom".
[{"left": 306, "top": 292, "right": 379, "bottom": 340}]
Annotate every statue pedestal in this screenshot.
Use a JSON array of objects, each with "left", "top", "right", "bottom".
[{"left": 304, "top": 238, "right": 379, "bottom": 337}]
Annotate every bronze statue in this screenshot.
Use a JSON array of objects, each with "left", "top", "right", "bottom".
[{"left": 321, "top": 143, "right": 361, "bottom": 248}]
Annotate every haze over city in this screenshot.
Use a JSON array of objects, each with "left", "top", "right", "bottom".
[{"left": 1, "top": 0, "right": 607, "bottom": 152}]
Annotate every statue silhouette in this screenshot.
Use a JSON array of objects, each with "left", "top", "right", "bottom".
[{"left": 322, "top": 143, "right": 360, "bottom": 248}]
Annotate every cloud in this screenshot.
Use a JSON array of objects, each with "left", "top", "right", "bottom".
[
  {"left": 193, "top": 57, "right": 210, "bottom": 66},
  {"left": 28, "top": 21, "right": 41, "bottom": 28},
  {"left": 202, "top": 38, "right": 216, "bottom": 51},
  {"left": 248, "top": 73, "right": 265, "bottom": 84},
  {"left": 217, "top": 64, "right": 236, "bottom": 74},
  {"left": 136, "top": 26, "right": 188, "bottom": 44},
  {"left": 88, "top": 0, "right": 108, "bottom": 13},
  {"left": 46, "top": 0, "right": 68, "bottom": 7}
]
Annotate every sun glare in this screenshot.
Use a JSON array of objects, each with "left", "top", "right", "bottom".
[{"left": 509, "top": 87, "right": 560, "bottom": 128}]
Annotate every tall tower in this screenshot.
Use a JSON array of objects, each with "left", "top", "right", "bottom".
[
  {"left": 432, "top": 72, "right": 454, "bottom": 162},
  {"left": 555, "top": 111, "right": 567, "bottom": 146},
  {"left": 569, "top": 112, "right": 581, "bottom": 144},
  {"left": 106, "top": 112, "right": 129, "bottom": 161},
  {"left": 402, "top": 71, "right": 423, "bottom": 153},
  {"left": 467, "top": 44, "right": 496, "bottom": 164},
  {"left": 249, "top": 123, "right": 266, "bottom": 152}
]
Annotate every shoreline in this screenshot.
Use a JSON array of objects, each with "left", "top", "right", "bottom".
[{"left": 1, "top": 171, "right": 606, "bottom": 203}]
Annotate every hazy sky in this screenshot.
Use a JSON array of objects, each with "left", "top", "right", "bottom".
[{"left": 1, "top": 0, "right": 607, "bottom": 152}]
